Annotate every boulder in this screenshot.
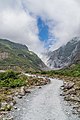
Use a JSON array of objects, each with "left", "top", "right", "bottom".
[
  {"left": 64, "top": 95, "right": 80, "bottom": 102},
  {"left": 71, "top": 96, "right": 80, "bottom": 102},
  {"left": 15, "top": 92, "right": 19, "bottom": 96},
  {"left": 0, "top": 104, "right": 12, "bottom": 111},
  {"left": 64, "top": 88, "right": 76, "bottom": 95},
  {"left": 60, "top": 92, "right": 65, "bottom": 96},
  {"left": 10, "top": 100, "right": 16, "bottom": 106},
  {"left": 1, "top": 102, "right": 7, "bottom": 108},
  {"left": 25, "top": 90, "right": 31, "bottom": 94},
  {"left": 20, "top": 86, "right": 26, "bottom": 96},
  {"left": 63, "top": 82, "right": 74, "bottom": 89}
]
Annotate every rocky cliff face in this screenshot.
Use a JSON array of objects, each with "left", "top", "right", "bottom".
[
  {"left": 0, "top": 52, "right": 9, "bottom": 60},
  {"left": 47, "top": 37, "right": 80, "bottom": 69}
]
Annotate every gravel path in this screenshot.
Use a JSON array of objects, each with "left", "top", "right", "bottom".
[{"left": 9, "top": 78, "right": 80, "bottom": 120}]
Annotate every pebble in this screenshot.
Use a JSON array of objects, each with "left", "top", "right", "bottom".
[
  {"left": 14, "top": 106, "right": 17, "bottom": 109},
  {"left": 17, "top": 95, "right": 22, "bottom": 99}
]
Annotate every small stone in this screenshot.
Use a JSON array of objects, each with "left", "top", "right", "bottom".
[
  {"left": 77, "top": 108, "right": 80, "bottom": 112},
  {"left": 12, "top": 100, "right": 16, "bottom": 105},
  {"left": 38, "top": 86, "right": 42, "bottom": 89},
  {"left": 14, "top": 106, "right": 17, "bottom": 109},
  {"left": 15, "top": 92, "right": 19, "bottom": 96},
  {"left": 25, "top": 90, "right": 31, "bottom": 94},
  {"left": 17, "top": 108, "right": 20, "bottom": 111},
  {"left": 67, "top": 112, "right": 70, "bottom": 115},
  {"left": 17, "top": 95, "right": 22, "bottom": 99}
]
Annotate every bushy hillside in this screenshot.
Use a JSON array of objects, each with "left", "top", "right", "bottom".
[
  {"left": 0, "top": 39, "right": 46, "bottom": 71},
  {"left": 40, "top": 63, "right": 80, "bottom": 77}
]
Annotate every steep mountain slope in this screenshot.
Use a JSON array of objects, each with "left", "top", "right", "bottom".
[
  {"left": 47, "top": 37, "right": 80, "bottom": 69},
  {"left": 0, "top": 39, "right": 46, "bottom": 71}
]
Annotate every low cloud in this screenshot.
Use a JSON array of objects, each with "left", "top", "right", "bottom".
[
  {"left": 24, "top": 0, "right": 80, "bottom": 50},
  {"left": 0, "top": 0, "right": 80, "bottom": 59},
  {"left": 0, "top": 0, "right": 45, "bottom": 56}
]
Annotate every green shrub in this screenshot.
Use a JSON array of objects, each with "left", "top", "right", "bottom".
[
  {"left": 0, "top": 70, "right": 18, "bottom": 80},
  {"left": 40, "top": 64, "right": 80, "bottom": 77},
  {"left": 0, "top": 70, "right": 26, "bottom": 88}
]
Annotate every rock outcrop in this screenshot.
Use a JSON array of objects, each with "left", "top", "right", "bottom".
[
  {"left": 0, "top": 52, "right": 9, "bottom": 60},
  {"left": 47, "top": 37, "right": 80, "bottom": 69}
]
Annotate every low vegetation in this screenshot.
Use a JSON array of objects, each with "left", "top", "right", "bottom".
[
  {"left": 37, "top": 64, "right": 80, "bottom": 77},
  {"left": 0, "top": 70, "right": 50, "bottom": 89},
  {"left": 0, "top": 70, "right": 27, "bottom": 88},
  {"left": 0, "top": 70, "right": 50, "bottom": 117}
]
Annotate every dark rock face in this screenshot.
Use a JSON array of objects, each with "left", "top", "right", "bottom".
[{"left": 47, "top": 37, "right": 80, "bottom": 69}]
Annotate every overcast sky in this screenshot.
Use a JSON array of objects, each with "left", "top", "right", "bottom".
[{"left": 0, "top": 0, "right": 80, "bottom": 59}]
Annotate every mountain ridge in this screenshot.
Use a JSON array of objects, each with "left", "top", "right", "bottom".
[
  {"left": 47, "top": 37, "right": 80, "bottom": 69},
  {"left": 0, "top": 39, "right": 47, "bottom": 72}
]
